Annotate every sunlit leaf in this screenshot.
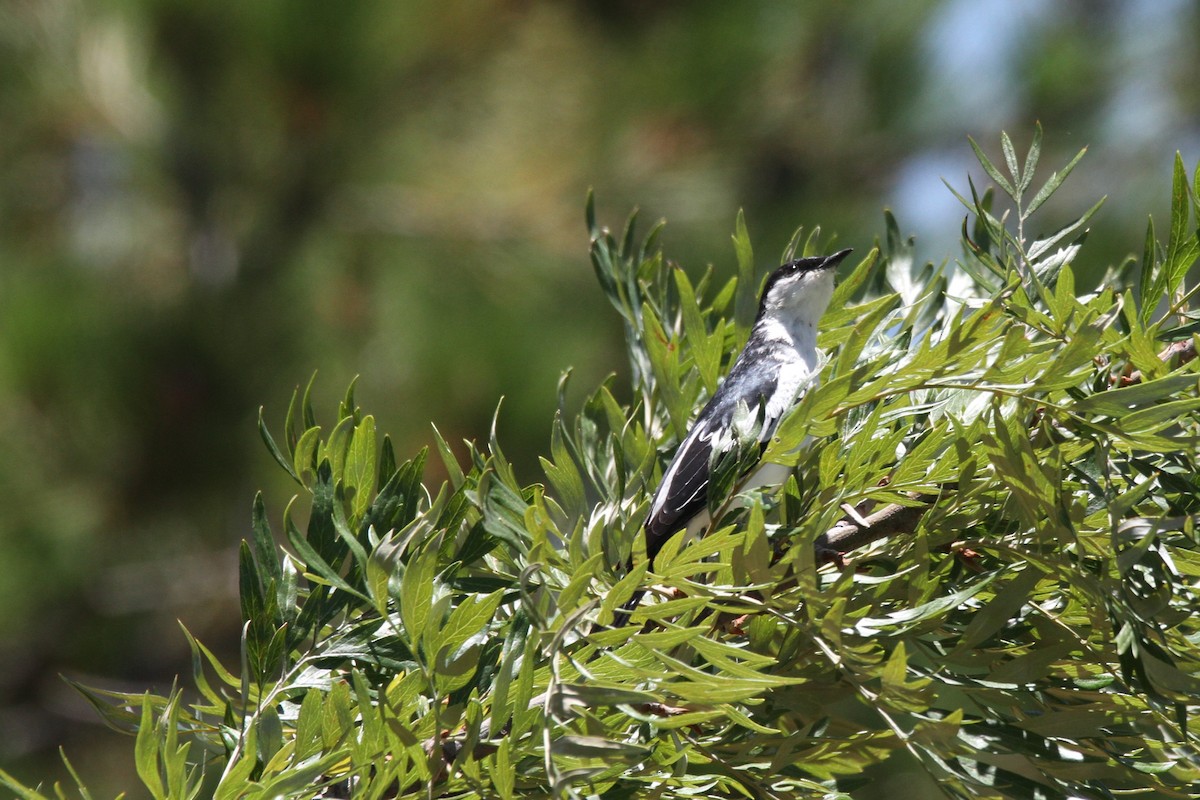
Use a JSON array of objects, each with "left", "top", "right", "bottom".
[{"left": 1026, "top": 144, "right": 1087, "bottom": 216}]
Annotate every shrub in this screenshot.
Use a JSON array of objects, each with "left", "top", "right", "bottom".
[{"left": 7, "top": 127, "right": 1200, "bottom": 798}]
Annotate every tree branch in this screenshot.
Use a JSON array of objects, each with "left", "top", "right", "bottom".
[
  {"left": 816, "top": 498, "right": 930, "bottom": 556},
  {"left": 816, "top": 336, "right": 1197, "bottom": 558}
]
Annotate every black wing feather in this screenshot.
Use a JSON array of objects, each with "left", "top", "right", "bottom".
[
  {"left": 643, "top": 424, "right": 712, "bottom": 564},
  {"left": 642, "top": 359, "right": 781, "bottom": 566}
]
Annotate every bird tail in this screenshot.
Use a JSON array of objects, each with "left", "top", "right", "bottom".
[
  {"left": 611, "top": 586, "right": 646, "bottom": 628},
  {"left": 609, "top": 553, "right": 649, "bottom": 628}
]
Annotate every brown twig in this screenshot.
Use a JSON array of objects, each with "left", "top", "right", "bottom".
[
  {"left": 1122, "top": 338, "right": 1197, "bottom": 386},
  {"left": 816, "top": 498, "right": 931, "bottom": 556}
]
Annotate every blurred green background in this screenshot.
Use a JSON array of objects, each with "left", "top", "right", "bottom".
[{"left": 2, "top": 0, "right": 1197, "bottom": 793}]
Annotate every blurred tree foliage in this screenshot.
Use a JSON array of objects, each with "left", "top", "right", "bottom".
[{"left": 0, "top": 0, "right": 1198, "bottom": 794}]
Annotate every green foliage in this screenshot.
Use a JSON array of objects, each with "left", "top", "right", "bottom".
[{"left": 10, "top": 130, "right": 1200, "bottom": 798}]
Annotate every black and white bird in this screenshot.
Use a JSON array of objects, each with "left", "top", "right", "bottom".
[{"left": 616, "top": 248, "right": 851, "bottom": 624}]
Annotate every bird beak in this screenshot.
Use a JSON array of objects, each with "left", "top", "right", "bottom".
[{"left": 821, "top": 249, "right": 853, "bottom": 270}]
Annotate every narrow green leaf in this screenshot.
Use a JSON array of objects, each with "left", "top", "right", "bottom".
[
  {"left": 1070, "top": 374, "right": 1199, "bottom": 417},
  {"left": 507, "top": 634, "right": 541, "bottom": 740},
  {"left": 256, "top": 702, "right": 283, "bottom": 769},
  {"left": 255, "top": 750, "right": 348, "bottom": 798},
  {"left": 802, "top": 225, "right": 824, "bottom": 257},
  {"left": 732, "top": 209, "right": 757, "bottom": 340},
  {"left": 366, "top": 552, "right": 391, "bottom": 617},
  {"left": 598, "top": 562, "right": 648, "bottom": 625},
  {"left": 285, "top": 501, "right": 371, "bottom": 603},
  {"left": 345, "top": 415, "right": 378, "bottom": 524},
  {"left": 180, "top": 623, "right": 240, "bottom": 696},
  {"left": 779, "top": 224, "right": 806, "bottom": 263},
  {"left": 1000, "top": 131, "right": 1019, "bottom": 187},
  {"left": 645, "top": 673, "right": 797, "bottom": 704},
  {"left": 827, "top": 294, "right": 900, "bottom": 379},
  {"left": 321, "top": 415, "right": 356, "bottom": 484},
  {"left": 951, "top": 566, "right": 1044, "bottom": 654},
  {"left": 584, "top": 187, "right": 598, "bottom": 238},
  {"left": 987, "top": 639, "right": 1077, "bottom": 685},
  {"left": 292, "top": 425, "right": 321, "bottom": 484},
  {"left": 293, "top": 689, "right": 325, "bottom": 762},
  {"left": 552, "top": 735, "right": 648, "bottom": 760},
  {"left": 283, "top": 384, "right": 300, "bottom": 458},
  {"left": 1141, "top": 651, "right": 1200, "bottom": 700},
  {"left": 1017, "top": 709, "right": 1129, "bottom": 739},
  {"left": 400, "top": 546, "right": 437, "bottom": 645},
  {"left": 65, "top": 680, "right": 158, "bottom": 733},
  {"left": 1026, "top": 196, "right": 1105, "bottom": 262},
  {"left": 620, "top": 207, "right": 639, "bottom": 260},
  {"left": 488, "top": 611, "right": 529, "bottom": 738},
  {"left": 338, "top": 374, "right": 359, "bottom": 422},
  {"left": 857, "top": 572, "right": 999, "bottom": 635},
  {"left": 1020, "top": 122, "right": 1043, "bottom": 194},
  {"left": 492, "top": 737, "right": 514, "bottom": 800},
  {"left": 828, "top": 247, "right": 881, "bottom": 311},
  {"left": 237, "top": 540, "right": 265, "bottom": 626},
  {"left": 378, "top": 433, "right": 398, "bottom": 487},
  {"left": 1195, "top": 157, "right": 1200, "bottom": 214},
  {"left": 0, "top": 770, "right": 51, "bottom": 799},
  {"left": 1168, "top": 152, "right": 1192, "bottom": 255},
  {"left": 212, "top": 725, "right": 257, "bottom": 800},
  {"left": 134, "top": 695, "right": 164, "bottom": 800},
  {"left": 1158, "top": 152, "right": 1200, "bottom": 308},
  {"left": 1122, "top": 395, "right": 1200, "bottom": 432},
  {"left": 259, "top": 407, "right": 301, "bottom": 485},
  {"left": 438, "top": 589, "right": 505, "bottom": 661},
  {"left": 1138, "top": 217, "right": 1160, "bottom": 325},
  {"left": 642, "top": 302, "right": 688, "bottom": 439},
  {"left": 300, "top": 372, "right": 319, "bottom": 430},
  {"left": 331, "top": 484, "right": 370, "bottom": 569},
  {"left": 431, "top": 423, "right": 465, "bottom": 489},
  {"left": 250, "top": 492, "right": 281, "bottom": 585},
  {"left": 674, "top": 267, "right": 721, "bottom": 395},
  {"left": 969, "top": 135, "right": 1015, "bottom": 198},
  {"left": 1026, "top": 145, "right": 1087, "bottom": 217},
  {"left": 540, "top": 412, "right": 585, "bottom": 518},
  {"left": 879, "top": 641, "right": 933, "bottom": 713},
  {"left": 306, "top": 462, "right": 340, "bottom": 563}
]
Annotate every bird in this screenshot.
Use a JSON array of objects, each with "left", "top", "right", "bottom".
[{"left": 615, "top": 248, "right": 852, "bottom": 625}]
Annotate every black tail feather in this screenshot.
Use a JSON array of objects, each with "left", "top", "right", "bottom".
[{"left": 612, "top": 586, "right": 646, "bottom": 628}]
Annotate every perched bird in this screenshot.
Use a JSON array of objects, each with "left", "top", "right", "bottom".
[{"left": 616, "top": 248, "right": 851, "bottom": 624}]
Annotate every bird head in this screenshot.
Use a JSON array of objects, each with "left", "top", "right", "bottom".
[{"left": 757, "top": 248, "right": 852, "bottom": 323}]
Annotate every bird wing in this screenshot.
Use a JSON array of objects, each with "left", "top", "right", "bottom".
[
  {"left": 643, "top": 415, "right": 715, "bottom": 562},
  {"left": 642, "top": 364, "right": 782, "bottom": 565}
]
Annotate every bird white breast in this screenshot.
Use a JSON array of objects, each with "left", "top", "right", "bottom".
[{"left": 764, "top": 360, "right": 815, "bottom": 426}]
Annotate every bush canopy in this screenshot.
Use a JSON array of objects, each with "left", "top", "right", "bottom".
[{"left": 7, "top": 128, "right": 1200, "bottom": 799}]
